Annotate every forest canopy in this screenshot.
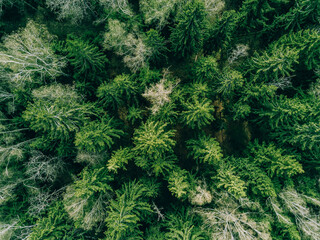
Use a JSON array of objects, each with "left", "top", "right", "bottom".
[{"left": 0, "top": 0, "right": 319, "bottom": 239}]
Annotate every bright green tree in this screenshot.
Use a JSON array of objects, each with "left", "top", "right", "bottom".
[
  {"left": 104, "top": 180, "right": 152, "bottom": 239},
  {"left": 181, "top": 97, "right": 215, "bottom": 129}
]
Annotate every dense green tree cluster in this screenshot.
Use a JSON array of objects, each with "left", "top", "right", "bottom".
[{"left": 0, "top": 0, "right": 319, "bottom": 239}]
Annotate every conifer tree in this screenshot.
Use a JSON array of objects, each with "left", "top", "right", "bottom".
[
  {"left": 181, "top": 97, "right": 215, "bottom": 129},
  {"left": 104, "top": 181, "right": 152, "bottom": 239},
  {"left": 170, "top": 0, "right": 206, "bottom": 57}
]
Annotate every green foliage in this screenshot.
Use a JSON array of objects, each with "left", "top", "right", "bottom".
[
  {"left": 181, "top": 97, "right": 215, "bottom": 129},
  {"left": 234, "top": 157, "right": 277, "bottom": 197},
  {"left": 187, "top": 134, "right": 223, "bottom": 165},
  {"left": 63, "top": 166, "right": 113, "bottom": 230},
  {"left": 97, "top": 74, "right": 137, "bottom": 110},
  {"left": 257, "top": 95, "right": 309, "bottom": 130},
  {"left": 272, "top": 29, "right": 320, "bottom": 70},
  {"left": 170, "top": 0, "right": 206, "bottom": 56},
  {"left": 249, "top": 45, "right": 299, "bottom": 82},
  {"left": 64, "top": 35, "right": 108, "bottom": 78},
  {"left": 167, "top": 168, "right": 191, "bottom": 199},
  {"left": 214, "top": 164, "right": 247, "bottom": 199},
  {"left": 133, "top": 120, "right": 175, "bottom": 160},
  {"left": 277, "top": 0, "right": 320, "bottom": 31},
  {"left": 247, "top": 140, "right": 304, "bottom": 178},
  {"left": 193, "top": 56, "right": 219, "bottom": 82},
  {"left": 145, "top": 29, "right": 168, "bottom": 63},
  {"left": 75, "top": 118, "right": 123, "bottom": 153},
  {"left": 29, "top": 202, "right": 85, "bottom": 240},
  {"left": 215, "top": 69, "right": 244, "bottom": 98},
  {"left": 104, "top": 180, "right": 152, "bottom": 239},
  {"left": 205, "top": 10, "right": 240, "bottom": 52},
  {"left": 23, "top": 99, "right": 91, "bottom": 141},
  {"left": 165, "top": 208, "right": 204, "bottom": 240},
  {"left": 107, "top": 147, "right": 134, "bottom": 173}
]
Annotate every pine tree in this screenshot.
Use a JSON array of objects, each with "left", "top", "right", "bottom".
[
  {"left": 104, "top": 181, "right": 152, "bottom": 239},
  {"left": 193, "top": 56, "right": 219, "bottom": 82},
  {"left": 204, "top": 10, "right": 240, "bottom": 53},
  {"left": 187, "top": 134, "right": 223, "bottom": 166},
  {"left": 214, "top": 164, "right": 247, "bottom": 199},
  {"left": 63, "top": 166, "right": 113, "bottom": 230},
  {"left": 181, "top": 97, "right": 215, "bottom": 129},
  {"left": 165, "top": 208, "right": 205, "bottom": 240},
  {"left": 133, "top": 120, "right": 176, "bottom": 176},
  {"left": 249, "top": 45, "right": 299, "bottom": 82},
  {"left": 64, "top": 35, "right": 108, "bottom": 78},
  {"left": 107, "top": 147, "right": 134, "bottom": 173},
  {"left": 97, "top": 74, "right": 137, "bottom": 110},
  {"left": 170, "top": 0, "right": 206, "bottom": 57},
  {"left": 75, "top": 118, "right": 123, "bottom": 153},
  {"left": 247, "top": 140, "right": 304, "bottom": 178}
]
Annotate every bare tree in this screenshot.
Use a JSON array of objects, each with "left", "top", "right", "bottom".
[
  {"left": 0, "top": 20, "right": 66, "bottom": 87},
  {"left": 279, "top": 189, "right": 320, "bottom": 240},
  {"left": 104, "top": 19, "right": 152, "bottom": 72},
  {"left": 194, "top": 192, "right": 271, "bottom": 240},
  {"left": 142, "top": 70, "right": 180, "bottom": 114}
]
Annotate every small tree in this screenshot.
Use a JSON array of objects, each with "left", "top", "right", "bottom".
[
  {"left": 142, "top": 71, "right": 179, "bottom": 114},
  {"left": 187, "top": 134, "right": 223, "bottom": 166},
  {"left": 105, "top": 181, "right": 152, "bottom": 239},
  {"left": 181, "top": 97, "right": 215, "bottom": 129}
]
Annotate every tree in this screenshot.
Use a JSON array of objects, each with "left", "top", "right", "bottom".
[
  {"left": 63, "top": 166, "right": 113, "bottom": 230},
  {"left": 195, "top": 192, "right": 272, "bottom": 240},
  {"left": 142, "top": 71, "right": 179, "bottom": 114},
  {"left": 100, "top": 0, "right": 133, "bottom": 16},
  {"left": 249, "top": 45, "right": 299, "bottom": 82},
  {"left": 63, "top": 35, "right": 108, "bottom": 78},
  {"left": 170, "top": 0, "right": 206, "bottom": 57},
  {"left": 0, "top": 20, "right": 66, "bottom": 87},
  {"left": 23, "top": 99, "right": 91, "bottom": 141},
  {"left": 214, "top": 69, "right": 244, "bottom": 98},
  {"left": 167, "top": 168, "right": 191, "bottom": 199},
  {"left": 75, "top": 118, "right": 123, "bottom": 153},
  {"left": 271, "top": 29, "right": 320, "bottom": 70},
  {"left": 104, "top": 180, "right": 152, "bottom": 239},
  {"left": 256, "top": 95, "right": 309, "bottom": 130},
  {"left": 107, "top": 147, "right": 134, "bottom": 173},
  {"left": 181, "top": 97, "right": 215, "bottom": 129},
  {"left": 187, "top": 134, "right": 223, "bottom": 166},
  {"left": 277, "top": 0, "right": 320, "bottom": 32},
  {"left": 247, "top": 140, "right": 304, "bottom": 178},
  {"left": 140, "top": 0, "right": 178, "bottom": 29},
  {"left": 144, "top": 29, "right": 168, "bottom": 64},
  {"left": 214, "top": 164, "right": 247, "bottom": 199},
  {"left": 193, "top": 56, "right": 219, "bottom": 82},
  {"left": 204, "top": 10, "right": 240, "bottom": 53},
  {"left": 133, "top": 120, "right": 176, "bottom": 175},
  {"left": 165, "top": 207, "right": 205, "bottom": 240},
  {"left": 133, "top": 120, "right": 175, "bottom": 161},
  {"left": 29, "top": 201, "right": 86, "bottom": 239},
  {"left": 103, "top": 19, "right": 152, "bottom": 72},
  {"left": 232, "top": 157, "right": 277, "bottom": 198},
  {"left": 97, "top": 74, "right": 137, "bottom": 110},
  {"left": 46, "top": 0, "right": 96, "bottom": 24},
  {"left": 279, "top": 189, "right": 320, "bottom": 240}
]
